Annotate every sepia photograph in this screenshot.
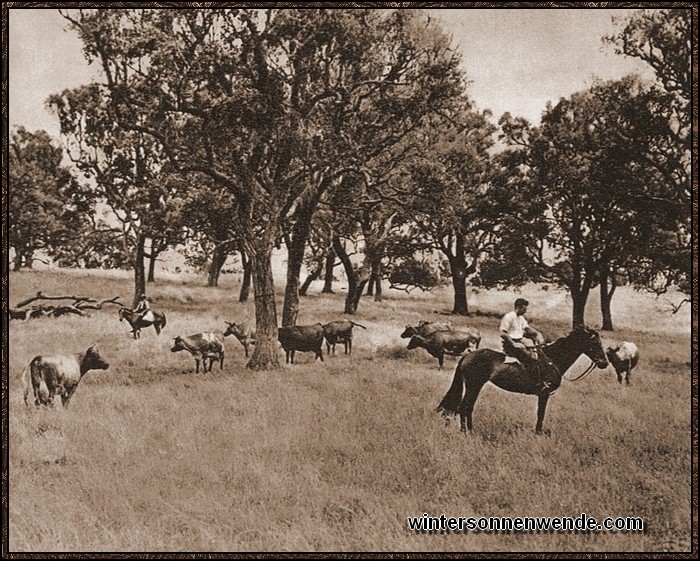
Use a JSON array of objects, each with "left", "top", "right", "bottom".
[{"left": 5, "top": 4, "right": 695, "bottom": 555}]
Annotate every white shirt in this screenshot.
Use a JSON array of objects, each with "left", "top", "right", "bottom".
[{"left": 500, "top": 311, "right": 529, "bottom": 340}]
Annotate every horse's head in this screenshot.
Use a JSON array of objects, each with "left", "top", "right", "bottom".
[
  {"left": 118, "top": 307, "right": 127, "bottom": 321},
  {"left": 571, "top": 325, "right": 608, "bottom": 368}
]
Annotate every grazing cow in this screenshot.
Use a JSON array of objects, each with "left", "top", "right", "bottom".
[
  {"left": 22, "top": 344, "right": 109, "bottom": 408},
  {"left": 407, "top": 330, "right": 479, "bottom": 370},
  {"left": 171, "top": 332, "right": 225, "bottom": 373},
  {"left": 277, "top": 324, "right": 324, "bottom": 364},
  {"left": 322, "top": 320, "right": 367, "bottom": 355},
  {"left": 400, "top": 320, "right": 453, "bottom": 339},
  {"left": 223, "top": 321, "right": 256, "bottom": 357},
  {"left": 606, "top": 342, "right": 639, "bottom": 385}
]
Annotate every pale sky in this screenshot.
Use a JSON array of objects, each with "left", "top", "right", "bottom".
[{"left": 9, "top": 7, "right": 652, "bottom": 138}]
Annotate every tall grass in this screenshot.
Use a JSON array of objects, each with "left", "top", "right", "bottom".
[{"left": 8, "top": 269, "right": 692, "bottom": 552}]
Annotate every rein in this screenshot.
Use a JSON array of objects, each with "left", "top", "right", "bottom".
[{"left": 563, "top": 359, "right": 597, "bottom": 382}]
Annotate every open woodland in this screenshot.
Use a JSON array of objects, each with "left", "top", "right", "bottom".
[{"left": 8, "top": 268, "right": 691, "bottom": 553}]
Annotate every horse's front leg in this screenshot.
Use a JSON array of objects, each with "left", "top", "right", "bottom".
[{"left": 535, "top": 394, "right": 550, "bottom": 434}]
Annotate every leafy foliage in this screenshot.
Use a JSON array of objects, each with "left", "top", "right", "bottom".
[{"left": 9, "top": 127, "right": 93, "bottom": 269}]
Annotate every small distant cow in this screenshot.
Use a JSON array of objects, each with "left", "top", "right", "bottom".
[
  {"left": 322, "top": 320, "right": 367, "bottom": 355},
  {"left": 22, "top": 344, "right": 109, "bottom": 408},
  {"left": 402, "top": 320, "right": 481, "bottom": 352},
  {"left": 224, "top": 321, "right": 256, "bottom": 357},
  {"left": 400, "top": 320, "right": 453, "bottom": 339},
  {"left": 606, "top": 342, "right": 639, "bottom": 386},
  {"left": 278, "top": 324, "right": 324, "bottom": 364},
  {"left": 407, "top": 330, "right": 479, "bottom": 370},
  {"left": 171, "top": 332, "right": 225, "bottom": 373}
]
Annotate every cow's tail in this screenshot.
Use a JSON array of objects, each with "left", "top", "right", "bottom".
[
  {"left": 21, "top": 359, "right": 36, "bottom": 407},
  {"left": 351, "top": 321, "right": 367, "bottom": 329},
  {"left": 436, "top": 364, "right": 464, "bottom": 416}
]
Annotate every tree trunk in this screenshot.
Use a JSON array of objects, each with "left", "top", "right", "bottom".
[
  {"left": 245, "top": 245, "right": 280, "bottom": 370},
  {"left": 300, "top": 258, "right": 324, "bottom": 296},
  {"left": 371, "top": 258, "right": 382, "bottom": 302},
  {"left": 446, "top": 237, "right": 472, "bottom": 315},
  {"left": 282, "top": 192, "right": 323, "bottom": 327},
  {"left": 322, "top": 250, "right": 335, "bottom": 293},
  {"left": 599, "top": 268, "right": 616, "bottom": 331},
  {"left": 13, "top": 251, "right": 23, "bottom": 271},
  {"left": 571, "top": 286, "right": 590, "bottom": 328},
  {"left": 147, "top": 251, "right": 158, "bottom": 283},
  {"left": 333, "top": 236, "right": 359, "bottom": 314},
  {"left": 366, "top": 277, "right": 374, "bottom": 296},
  {"left": 451, "top": 263, "right": 469, "bottom": 315},
  {"left": 132, "top": 235, "right": 147, "bottom": 308},
  {"left": 282, "top": 232, "right": 306, "bottom": 327},
  {"left": 239, "top": 250, "right": 252, "bottom": 302},
  {"left": 207, "top": 245, "right": 228, "bottom": 287}
]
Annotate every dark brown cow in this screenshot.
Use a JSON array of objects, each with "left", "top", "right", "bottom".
[
  {"left": 322, "top": 320, "right": 367, "bottom": 355},
  {"left": 407, "top": 330, "right": 479, "bottom": 370},
  {"left": 22, "top": 344, "right": 109, "bottom": 407},
  {"left": 278, "top": 324, "right": 324, "bottom": 364}
]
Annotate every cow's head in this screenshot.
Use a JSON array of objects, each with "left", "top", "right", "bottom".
[
  {"left": 400, "top": 325, "right": 417, "bottom": 339},
  {"left": 85, "top": 345, "right": 110, "bottom": 371},
  {"left": 171, "top": 336, "right": 186, "bottom": 353}
]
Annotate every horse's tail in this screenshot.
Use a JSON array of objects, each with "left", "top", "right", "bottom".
[
  {"left": 436, "top": 363, "right": 465, "bottom": 415},
  {"left": 160, "top": 312, "right": 167, "bottom": 329}
]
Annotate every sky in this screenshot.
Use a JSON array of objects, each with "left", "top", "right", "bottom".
[{"left": 8, "top": 7, "right": 653, "bottom": 139}]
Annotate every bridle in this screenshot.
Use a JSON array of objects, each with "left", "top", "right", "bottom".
[{"left": 563, "top": 359, "right": 598, "bottom": 382}]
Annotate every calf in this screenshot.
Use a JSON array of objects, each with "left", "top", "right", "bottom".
[
  {"left": 606, "top": 342, "right": 639, "bottom": 386},
  {"left": 277, "top": 324, "right": 324, "bottom": 364},
  {"left": 171, "top": 332, "right": 225, "bottom": 373},
  {"left": 224, "top": 321, "right": 256, "bottom": 357},
  {"left": 22, "top": 344, "right": 109, "bottom": 408},
  {"left": 322, "top": 320, "right": 367, "bottom": 355},
  {"left": 407, "top": 330, "right": 478, "bottom": 370}
]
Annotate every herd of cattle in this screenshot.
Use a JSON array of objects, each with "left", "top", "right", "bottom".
[{"left": 20, "top": 314, "right": 639, "bottom": 408}]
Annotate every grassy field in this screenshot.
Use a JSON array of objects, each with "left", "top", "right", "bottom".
[{"left": 7, "top": 269, "right": 693, "bottom": 553}]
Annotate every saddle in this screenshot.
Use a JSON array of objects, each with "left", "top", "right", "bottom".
[{"left": 502, "top": 337, "right": 539, "bottom": 364}]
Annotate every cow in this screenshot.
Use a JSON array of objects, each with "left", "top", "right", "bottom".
[
  {"left": 401, "top": 320, "right": 481, "bottom": 351},
  {"left": 223, "top": 321, "right": 256, "bottom": 357},
  {"left": 171, "top": 332, "right": 225, "bottom": 373},
  {"left": 407, "top": 330, "right": 479, "bottom": 370},
  {"left": 400, "top": 320, "right": 453, "bottom": 339},
  {"left": 22, "top": 344, "right": 109, "bottom": 408},
  {"left": 277, "top": 324, "right": 324, "bottom": 364},
  {"left": 606, "top": 342, "right": 639, "bottom": 386},
  {"left": 322, "top": 320, "right": 367, "bottom": 355}
]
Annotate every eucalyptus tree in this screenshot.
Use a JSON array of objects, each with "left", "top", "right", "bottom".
[{"left": 61, "top": 8, "right": 466, "bottom": 367}]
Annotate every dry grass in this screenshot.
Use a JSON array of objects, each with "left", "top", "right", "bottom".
[{"left": 7, "top": 269, "right": 693, "bottom": 553}]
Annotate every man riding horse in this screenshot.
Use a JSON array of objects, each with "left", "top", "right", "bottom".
[
  {"left": 500, "top": 298, "right": 549, "bottom": 392},
  {"left": 134, "top": 293, "right": 154, "bottom": 323}
]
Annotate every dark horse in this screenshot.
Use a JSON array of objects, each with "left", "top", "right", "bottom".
[
  {"left": 118, "top": 307, "right": 167, "bottom": 339},
  {"left": 437, "top": 325, "right": 609, "bottom": 434}
]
